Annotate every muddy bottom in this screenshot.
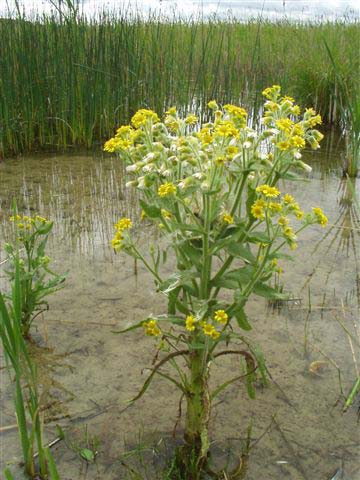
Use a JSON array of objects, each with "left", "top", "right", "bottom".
[{"left": 0, "top": 149, "right": 359, "bottom": 479}]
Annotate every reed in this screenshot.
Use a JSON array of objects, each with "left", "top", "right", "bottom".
[
  {"left": 324, "top": 40, "right": 360, "bottom": 177},
  {"left": 0, "top": 12, "right": 358, "bottom": 157}
]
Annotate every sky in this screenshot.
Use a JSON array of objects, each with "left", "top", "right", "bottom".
[{"left": 0, "top": 0, "right": 359, "bottom": 20}]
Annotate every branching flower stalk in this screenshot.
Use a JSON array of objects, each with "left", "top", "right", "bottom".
[
  {"left": 105, "top": 86, "right": 327, "bottom": 477},
  {"left": 5, "top": 214, "right": 65, "bottom": 338}
]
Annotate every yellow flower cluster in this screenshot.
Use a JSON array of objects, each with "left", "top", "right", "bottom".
[
  {"left": 214, "top": 121, "right": 239, "bottom": 138},
  {"left": 143, "top": 319, "right": 161, "bottom": 337},
  {"left": 9, "top": 214, "right": 50, "bottom": 231},
  {"left": 185, "top": 114, "right": 198, "bottom": 125},
  {"left": 131, "top": 109, "right": 159, "bottom": 128},
  {"left": 111, "top": 217, "right": 132, "bottom": 251},
  {"left": 158, "top": 182, "right": 177, "bottom": 197},
  {"left": 203, "top": 323, "right": 220, "bottom": 339},
  {"left": 312, "top": 207, "right": 328, "bottom": 227}
]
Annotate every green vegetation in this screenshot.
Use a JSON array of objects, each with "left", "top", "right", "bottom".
[
  {"left": 4, "top": 213, "right": 65, "bottom": 337},
  {"left": 0, "top": 263, "right": 48, "bottom": 478},
  {"left": 0, "top": 13, "right": 358, "bottom": 157}
]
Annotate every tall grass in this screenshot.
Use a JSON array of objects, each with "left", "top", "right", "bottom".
[{"left": 0, "top": 12, "right": 358, "bottom": 157}]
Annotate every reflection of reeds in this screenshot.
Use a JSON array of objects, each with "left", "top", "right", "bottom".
[
  {"left": 314, "top": 177, "right": 360, "bottom": 258},
  {"left": 324, "top": 40, "right": 360, "bottom": 177}
]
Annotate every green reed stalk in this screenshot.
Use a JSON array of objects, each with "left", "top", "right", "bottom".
[{"left": 0, "top": 13, "right": 358, "bottom": 157}]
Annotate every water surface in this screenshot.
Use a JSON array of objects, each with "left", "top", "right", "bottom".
[{"left": 0, "top": 139, "right": 359, "bottom": 479}]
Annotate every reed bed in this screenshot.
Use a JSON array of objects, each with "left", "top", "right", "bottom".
[{"left": 0, "top": 13, "right": 358, "bottom": 157}]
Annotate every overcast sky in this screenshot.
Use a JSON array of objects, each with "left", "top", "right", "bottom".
[{"left": 1, "top": 0, "right": 359, "bottom": 20}]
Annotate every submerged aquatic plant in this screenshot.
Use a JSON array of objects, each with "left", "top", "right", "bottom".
[
  {"left": 105, "top": 86, "right": 327, "bottom": 477},
  {"left": 4, "top": 213, "right": 65, "bottom": 337}
]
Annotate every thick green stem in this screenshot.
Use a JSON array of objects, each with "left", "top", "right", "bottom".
[{"left": 184, "top": 350, "right": 211, "bottom": 462}]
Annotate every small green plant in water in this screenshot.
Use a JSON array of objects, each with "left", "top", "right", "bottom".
[
  {"left": 105, "top": 85, "right": 327, "bottom": 477},
  {"left": 4, "top": 213, "right": 65, "bottom": 338},
  {"left": 0, "top": 261, "right": 51, "bottom": 478}
]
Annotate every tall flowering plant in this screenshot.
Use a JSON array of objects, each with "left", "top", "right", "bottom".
[{"left": 105, "top": 85, "right": 327, "bottom": 477}]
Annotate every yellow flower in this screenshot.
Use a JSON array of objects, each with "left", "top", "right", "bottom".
[
  {"left": 165, "top": 116, "right": 180, "bottom": 132},
  {"left": 276, "top": 140, "right": 291, "bottom": 151},
  {"left": 207, "top": 100, "right": 218, "bottom": 110},
  {"left": 281, "top": 95, "right": 295, "bottom": 104},
  {"left": 308, "top": 114, "right": 322, "bottom": 127},
  {"left": 262, "top": 85, "right": 281, "bottom": 100},
  {"left": 269, "top": 202, "right": 282, "bottom": 213},
  {"left": 278, "top": 216, "right": 289, "bottom": 226},
  {"left": 312, "top": 207, "right": 328, "bottom": 227},
  {"left": 211, "top": 330, "right": 220, "bottom": 340},
  {"left": 291, "top": 135, "right": 306, "bottom": 149},
  {"left": 222, "top": 213, "right": 234, "bottom": 225},
  {"left": 291, "top": 105, "right": 301, "bottom": 116},
  {"left": 203, "top": 323, "right": 220, "bottom": 339},
  {"left": 215, "top": 156, "right": 227, "bottom": 165},
  {"left": 17, "top": 223, "right": 24, "bottom": 229},
  {"left": 197, "top": 127, "right": 213, "bottom": 145},
  {"left": 276, "top": 118, "right": 294, "bottom": 133},
  {"left": 283, "top": 226, "right": 296, "bottom": 240},
  {"left": 143, "top": 319, "right": 161, "bottom": 337},
  {"left": 214, "top": 310, "right": 228, "bottom": 324},
  {"left": 115, "top": 125, "right": 133, "bottom": 137},
  {"left": 293, "top": 123, "right": 305, "bottom": 136},
  {"left": 251, "top": 202, "right": 265, "bottom": 220},
  {"left": 283, "top": 194, "right": 295, "bottom": 204},
  {"left": 290, "top": 242, "right": 298, "bottom": 250},
  {"left": 185, "top": 315, "right": 197, "bottom": 332},
  {"left": 115, "top": 217, "right": 132, "bottom": 231},
  {"left": 256, "top": 184, "right": 281, "bottom": 198},
  {"left": 185, "top": 114, "right": 198, "bottom": 125},
  {"left": 131, "top": 109, "right": 159, "bottom": 128},
  {"left": 165, "top": 106, "right": 177, "bottom": 115},
  {"left": 223, "top": 104, "right": 247, "bottom": 119},
  {"left": 214, "top": 121, "right": 238, "bottom": 138},
  {"left": 295, "top": 210, "right": 304, "bottom": 220},
  {"left": 158, "top": 182, "right": 177, "bottom": 197},
  {"left": 111, "top": 231, "right": 124, "bottom": 251},
  {"left": 226, "top": 145, "right": 239, "bottom": 158}
]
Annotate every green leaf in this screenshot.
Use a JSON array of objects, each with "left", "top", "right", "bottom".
[
  {"left": 80, "top": 448, "right": 95, "bottom": 463},
  {"left": 178, "top": 240, "right": 202, "bottom": 268},
  {"left": 44, "top": 448, "right": 60, "bottom": 479},
  {"left": 253, "top": 282, "right": 289, "bottom": 300},
  {"left": 246, "top": 231, "right": 271, "bottom": 244},
  {"left": 171, "top": 222, "right": 204, "bottom": 234},
  {"left": 4, "top": 468, "right": 15, "bottom": 480},
  {"left": 245, "top": 361, "right": 256, "bottom": 399},
  {"left": 224, "top": 242, "right": 256, "bottom": 264},
  {"left": 139, "top": 199, "right": 161, "bottom": 219},
  {"left": 234, "top": 306, "right": 252, "bottom": 331},
  {"left": 36, "top": 221, "right": 54, "bottom": 235},
  {"left": 112, "top": 320, "right": 144, "bottom": 334}
]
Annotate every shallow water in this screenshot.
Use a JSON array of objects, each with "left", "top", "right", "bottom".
[{"left": 0, "top": 139, "right": 359, "bottom": 479}]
